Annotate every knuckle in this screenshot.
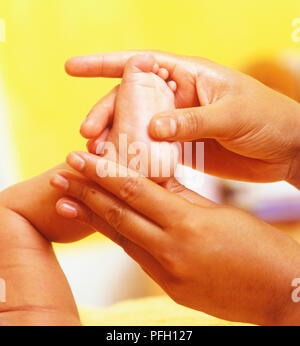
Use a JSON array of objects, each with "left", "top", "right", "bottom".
[
  {"left": 169, "top": 260, "right": 187, "bottom": 280},
  {"left": 179, "top": 111, "right": 201, "bottom": 138},
  {"left": 165, "top": 179, "right": 186, "bottom": 194},
  {"left": 77, "top": 184, "right": 90, "bottom": 202},
  {"left": 104, "top": 201, "right": 125, "bottom": 229},
  {"left": 159, "top": 251, "right": 186, "bottom": 279},
  {"left": 119, "top": 176, "right": 142, "bottom": 203},
  {"left": 158, "top": 250, "right": 174, "bottom": 268},
  {"left": 165, "top": 212, "right": 193, "bottom": 232}
]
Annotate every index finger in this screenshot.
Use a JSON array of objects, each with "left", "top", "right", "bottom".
[
  {"left": 65, "top": 50, "right": 179, "bottom": 78},
  {"left": 66, "top": 151, "right": 192, "bottom": 227}
]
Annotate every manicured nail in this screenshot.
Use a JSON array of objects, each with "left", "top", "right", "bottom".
[
  {"left": 67, "top": 152, "right": 85, "bottom": 171},
  {"left": 52, "top": 174, "right": 69, "bottom": 191},
  {"left": 60, "top": 203, "right": 78, "bottom": 218},
  {"left": 81, "top": 117, "right": 93, "bottom": 129},
  {"left": 154, "top": 118, "right": 177, "bottom": 138},
  {"left": 96, "top": 141, "right": 105, "bottom": 155}
]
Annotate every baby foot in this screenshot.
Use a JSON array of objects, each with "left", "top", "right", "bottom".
[{"left": 92, "top": 54, "right": 179, "bottom": 182}]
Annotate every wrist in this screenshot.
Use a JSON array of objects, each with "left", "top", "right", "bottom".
[
  {"left": 268, "top": 253, "right": 300, "bottom": 325},
  {"left": 275, "top": 282, "right": 300, "bottom": 326},
  {"left": 278, "top": 304, "right": 300, "bottom": 326}
]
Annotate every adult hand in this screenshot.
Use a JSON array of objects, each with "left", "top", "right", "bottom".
[
  {"left": 51, "top": 151, "right": 300, "bottom": 325},
  {"left": 65, "top": 50, "right": 300, "bottom": 186}
]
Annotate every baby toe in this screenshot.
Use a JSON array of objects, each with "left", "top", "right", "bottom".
[
  {"left": 152, "top": 63, "right": 159, "bottom": 74},
  {"left": 167, "top": 80, "right": 177, "bottom": 92},
  {"left": 158, "top": 68, "right": 169, "bottom": 80}
]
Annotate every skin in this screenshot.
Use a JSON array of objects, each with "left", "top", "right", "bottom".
[
  {"left": 51, "top": 151, "right": 300, "bottom": 325},
  {"left": 57, "top": 50, "right": 300, "bottom": 324},
  {"left": 66, "top": 50, "right": 300, "bottom": 187},
  {"left": 0, "top": 54, "right": 182, "bottom": 325},
  {"left": 0, "top": 207, "right": 79, "bottom": 326},
  {"left": 0, "top": 163, "right": 94, "bottom": 325},
  {"left": 0, "top": 153, "right": 201, "bottom": 325},
  {"left": 87, "top": 54, "right": 179, "bottom": 182},
  {"left": 1, "top": 50, "right": 300, "bottom": 325}
]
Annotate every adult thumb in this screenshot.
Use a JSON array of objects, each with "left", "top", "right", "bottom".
[{"left": 148, "top": 102, "right": 231, "bottom": 142}]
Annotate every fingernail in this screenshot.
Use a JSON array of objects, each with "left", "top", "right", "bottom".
[
  {"left": 52, "top": 174, "right": 69, "bottom": 191},
  {"left": 67, "top": 152, "right": 85, "bottom": 171},
  {"left": 81, "top": 117, "right": 93, "bottom": 129},
  {"left": 96, "top": 141, "right": 105, "bottom": 155},
  {"left": 154, "top": 118, "right": 177, "bottom": 138},
  {"left": 60, "top": 203, "right": 78, "bottom": 218}
]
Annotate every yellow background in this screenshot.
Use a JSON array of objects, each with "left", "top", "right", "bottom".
[
  {"left": 1, "top": 0, "right": 300, "bottom": 326},
  {"left": 1, "top": 0, "right": 300, "bottom": 179}
]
